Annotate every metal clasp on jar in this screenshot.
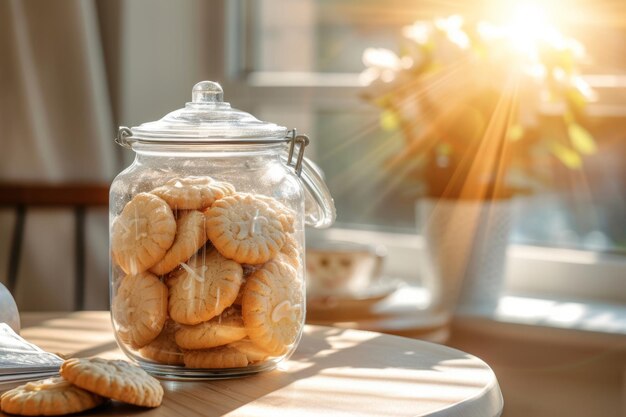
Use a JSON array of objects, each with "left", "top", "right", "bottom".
[
  {"left": 115, "top": 127, "right": 133, "bottom": 149},
  {"left": 286, "top": 129, "right": 309, "bottom": 177}
]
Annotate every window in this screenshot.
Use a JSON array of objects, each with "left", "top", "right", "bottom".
[{"left": 222, "top": 0, "right": 626, "bottom": 259}]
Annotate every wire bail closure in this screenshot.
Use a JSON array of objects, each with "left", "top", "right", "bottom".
[
  {"left": 116, "top": 126, "right": 133, "bottom": 149},
  {"left": 286, "top": 129, "right": 310, "bottom": 177}
]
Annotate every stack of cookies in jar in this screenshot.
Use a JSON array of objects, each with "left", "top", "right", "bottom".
[{"left": 110, "top": 177, "right": 303, "bottom": 369}]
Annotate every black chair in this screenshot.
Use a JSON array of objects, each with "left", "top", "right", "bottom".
[{"left": 0, "top": 183, "right": 109, "bottom": 310}]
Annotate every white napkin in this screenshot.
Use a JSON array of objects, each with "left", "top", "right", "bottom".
[{"left": 0, "top": 323, "right": 63, "bottom": 383}]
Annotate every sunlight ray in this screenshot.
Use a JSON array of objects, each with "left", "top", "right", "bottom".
[
  {"left": 319, "top": 117, "right": 389, "bottom": 162},
  {"left": 330, "top": 80, "right": 468, "bottom": 197},
  {"left": 348, "top": 88, "right": 476, "bottom": 218},
  {"left": 356, "top": 68, "right": 519, "bottom": 223},
  {"left": 325, "top": 60, "right": 473, "bottom": 198}
]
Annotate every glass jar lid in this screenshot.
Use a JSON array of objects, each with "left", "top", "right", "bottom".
[
  {"left": 127, "top": 81, "right": 288, "bottom": 142},
  {"left": 116, "top": 81, "right": 336, "bottom": 229}
]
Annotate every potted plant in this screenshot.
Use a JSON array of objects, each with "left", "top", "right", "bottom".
[{"left": 361, "top": 13, "right": 596, "bottom": 314}]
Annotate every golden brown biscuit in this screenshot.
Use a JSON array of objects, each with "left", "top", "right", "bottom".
[
  {"left": 111, "top": 193, "right": 176, "bottom": 274},
  {"left": 60, "top": 358, "right": 163, "bottom": 408},
  {"left": 183, "top": 346, "right": 248, "bottom": 369},
  {"left": 175, "top": 307, "right": 246, "bottom": 350},
  {"left": 167, "top": 251, "right": 243, "bottom": 325},
  {"left": 228, "top": 339, "right": 272, "bottom": 363},
  {"left": 241, "top": 259, "right": 303, "bottom": 356},
  {"left": 151, "top": 177, "right": 235, "bottom": 210},
  {"left": 150, "top": 210, "right": 208, "bottom": 275},
  {"left": 205, "top": 194, "right": 286, "bottom": 265},
  {"left": 233, "top": 265, "right": 260, "bottom": 306},
  {"left": 0, "top": 377, "right": 105, "bottom": 416},
  {"left": 279, "top": 234, "right": 301, "bottom": 269},
  {"left": 139, "top": 320, "right": 184, "bottom": 366},
  {"left": 112, "top": 272, "right": 168, "bottom": 349},
  {"left": 233, "top": 287, "right": 244, "bottom": 306},
  {"left": 256, "top": 195, "right": 296, "bottom": 233}
]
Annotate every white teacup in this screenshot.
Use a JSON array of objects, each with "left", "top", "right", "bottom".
[{"left": 306, "top": 240, "right": 386, "bottom": 298}]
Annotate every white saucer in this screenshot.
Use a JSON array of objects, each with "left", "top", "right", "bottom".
[{"left": 307, "top": 278, "right": 400, "bottom": 312}]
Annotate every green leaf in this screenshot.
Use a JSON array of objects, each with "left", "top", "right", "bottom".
[
  {"left": 437, "top": 143, "right": 452, "bottom": 156},
  {"left": 549, "top": 141, "right": 582, "bottom": 169},
  {"left": 566, "top": 88, "right": 587, "bottom": 110},
  {"left": 568, "top": 123, "right": 597, "bottom": 155},
  {"left": 507, "top": 125, "right": 524, "bottom": 141},
  {"left": 380, "top": 109, "right": 400, "bottom": 131}
]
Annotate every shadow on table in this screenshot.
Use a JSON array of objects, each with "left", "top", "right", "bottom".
[
  {"left": 11, "top": 315, "right": 493, "bottom": 416},
  {"left": 159, "top": 326, "right": 487, "bottom": 416},
  {"left": 17, "top": 312, "right": 124, "bottom": 360}
]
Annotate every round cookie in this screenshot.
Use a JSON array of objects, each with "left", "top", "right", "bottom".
[
  {"left": 111, "top": 193, "right": 176, "bottom": 274},
  {"left": 175, "top": 307, "right": 246, "bottom": 350},
  {"left": 139, "top": 320, "right": 184, "bottom": 366},
  {"left": 205, "top": 193, "right": 287, "bottom": 265},
  {"left": 151, "top": 177, "right": 235, "bottom": 210},
  {"left": 229, "top": 339, "right": 272, "bottom": 363},
  {"left": 233, "top": 265, "right": 259, "bottom": 306},
  {"left": 183, "top": 346, "right": 248, "bottom": 369},
  {"left": 279, "top": 234, "right": 301, "bottom": 269},
  {"left": 60, "top": 358, "right": 163, "bottom": 408},
  {"left": 233, "top": 286, "right": 244, "bottom": 306},
  {"left": 256, "top": 195, "right": 296, "bottom": 233},
  {"left": 112, "top": 272, "right": 168, "bottom": 349},
  {"left": 241, "top": 259, "right": 303, "bottom": 356},
  {"left": 167, "top": 251, "right": 243, "bottom": 325},
  {"left": 0, "top": 377, "right": 105, "bottom": 416},
  {"left": 150, "top": 210, "right": 208, "bottom": 275}
]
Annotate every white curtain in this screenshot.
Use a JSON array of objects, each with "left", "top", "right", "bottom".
[
  {"left": 0, "top": 0, "right": 217, "bottom": 311},
  {"left": 0, "top": 0, "right": 116, "bottom": 310}
]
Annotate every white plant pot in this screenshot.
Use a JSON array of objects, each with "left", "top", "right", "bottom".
[{"left": 417, "top": 198, "right": 512, "bottom": 315}]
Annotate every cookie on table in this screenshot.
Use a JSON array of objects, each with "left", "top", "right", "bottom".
[
  {"left": 241, "top": 259, "right": 303, "bottom": 356},
  {"left": 205, "top": 193, "right": 287, "bottom": 265},
  {"left": 150, "top": 210, "right": 208, "bottom": 275},
  {"left": 112, "top": 272, "right": 168, "bottom": 349},
  {"left": 139, "top": 320, "right": 184, "bottom": 366},
  {"left": 151, "top": 177, "right": 235, "bottom": 210},
  {"left": 183, "top": 346, "right": 248, "bottom": 369},
  {"left": 111, "top": 193, "right": 176, "bottom": 274},
  {"left": 0, "top": 377, "right": 105, "bottom": 416},
  {"left": 167, "top": 251, "right": 243, "bottom": 325},
  {"left": 60, "top": 358, "right": 163, "bottom": 408},
  {"left": 175, "top": 307, "right": 246, "bottom": 350},
  {"left": 229, "top": 339, "right": 272, "bottom": 363}
]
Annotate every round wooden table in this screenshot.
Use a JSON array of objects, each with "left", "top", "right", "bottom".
[{"left": 7, "top": 312, "right": 503, "bottom": 417}]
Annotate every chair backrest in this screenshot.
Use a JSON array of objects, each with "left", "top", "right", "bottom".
[
  {"left": 0, "top": 183, "right": 109, "bottom": 310},
  {"left": 0, "top": 184, "right": 109, "bottom": 207}
]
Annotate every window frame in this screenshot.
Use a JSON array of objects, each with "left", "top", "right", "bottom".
[{"left": 214, "top": 0, "right": 626, "bottom": 304}]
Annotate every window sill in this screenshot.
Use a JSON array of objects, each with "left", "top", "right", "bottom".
[
  {"left": 310, "top": 227, "right": 626, "bottom": 304},
  {"left": 310, "top": 227, "right": 626, "bottom": 346},
  {"left": 380, "top": 285, "right": 626, "bottom": 341},
  {"left": 455, "top": 294, "right": 626, "bottom": 347}
]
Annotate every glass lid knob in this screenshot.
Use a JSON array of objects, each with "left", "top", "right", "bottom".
[{"left": 192, "top": 81, "right": 224, "bottom": 103}]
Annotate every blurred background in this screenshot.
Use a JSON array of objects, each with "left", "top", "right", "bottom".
[{"left": 1, "top": 1, "right": 625, "bottom": 416}]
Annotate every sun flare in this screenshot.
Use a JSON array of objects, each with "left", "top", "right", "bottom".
[
  {"left": 355, "top": 0, "right": 597, "bottom": 218},
  {"left": 503, "top": 3, "right": 557, "bottom": 53}
]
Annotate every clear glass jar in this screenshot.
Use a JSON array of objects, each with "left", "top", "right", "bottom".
[{"left": 109, "top": 81, "right": 335, "bottom": 378}]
